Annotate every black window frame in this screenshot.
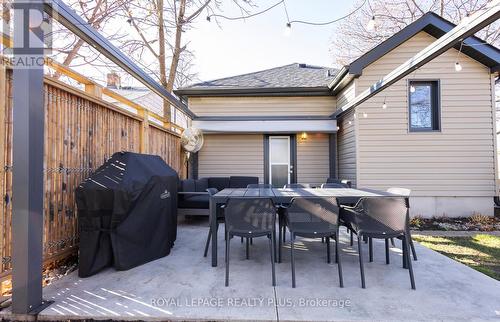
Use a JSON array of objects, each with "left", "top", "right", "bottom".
[{"left": 408, "top": 80, "right": 441, "bottom": 132}]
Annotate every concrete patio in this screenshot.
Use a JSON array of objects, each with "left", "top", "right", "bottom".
[{"left": 4, "top": 216, "right": 500, "bottom": 321}]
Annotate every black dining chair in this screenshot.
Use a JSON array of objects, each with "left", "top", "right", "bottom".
[
  {"left": 284, "top": 197, "right": 343, "bottom": 288},
  {"left": 203, "top": 188, "right": 224, "bottom": 257},
  {"left": 224, "top": 198, "right": 277, "bottom": 287},
  {"left": 342, "top": 197, "right": 416, "bottom": 289},
  {"left": 322, "top": 182, "right": 358, "bottom": 246}
]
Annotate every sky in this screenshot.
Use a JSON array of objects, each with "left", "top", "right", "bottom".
[{"left": 185, "top": 0, "right": 357, "bottom": 82}]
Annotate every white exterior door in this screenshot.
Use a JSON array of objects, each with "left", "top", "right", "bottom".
[{"left": 269, "top": 136, "right": 290, "bottom": 187}]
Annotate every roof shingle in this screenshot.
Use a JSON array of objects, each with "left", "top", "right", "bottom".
[{"left": 184, "top": 63, "right": 337, "bottom": 89}]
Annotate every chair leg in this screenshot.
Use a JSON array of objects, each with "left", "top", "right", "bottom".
[
  {"left": 357, "top": 234, "right": 366, "bottom": 288},
  {"left": 278, "top": 219, "right": 283, "bottom": 263},
  {"left": 385, "top": 238, "right": 390, "bottom": 264},
  {"left": 335, "top": 235, "right": 339, "bottom": 264},
  {"left": 335, "top": 232, "right": 344, "bottom": 288},
  {"left": 350, "top": 229, "right": 354, "bottom": 246},
  {"left": 269, "top": 234, "right": 276, "bottom": 286},
  {"left": 225, "top": 234, "right": 231, "bottom": 287},
  {"left": 407, "top": 229, "right": 418, "bottom": 261},
  {"left": 402, "top": 235, "right": 408, "bottom": 269},
  {"left": 204, "top": 227, "right": 212, "bottom": 257},
  {"left": 291, "top": 233, "right": 296, "bottom": 288},
  {"left": 246, "top": 238, "right": 250, "bottom": 260},
  {"left": 369, "top": 238, "right": 373, "bottom": 262},
  {"left": 326, "top": 237, "right": 331, "bottom": 263},
  {"left": 404, "top": 235, "right": 416, "bottom": 290}
]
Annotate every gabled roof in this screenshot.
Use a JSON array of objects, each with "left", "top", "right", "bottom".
[
  {"left": 330, "top": 12, "right": 500, "bottom": 92},
  {"left": 174, "top": 63, "right": 338, "bottom": 96}
]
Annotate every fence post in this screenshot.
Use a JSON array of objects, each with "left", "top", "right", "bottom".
[{"left": 139, "top": 110, "right": 149, "bottom": 154}]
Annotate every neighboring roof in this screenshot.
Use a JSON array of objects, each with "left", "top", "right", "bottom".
[
  {"left": 104, "top": 87, "right": 164, "bottom": 115},
  {"left": 330, "top": 12, "right": 500, "bottom": 92},
  {"left": 174, "top": 63, "right": 338, "bottom": 96}
]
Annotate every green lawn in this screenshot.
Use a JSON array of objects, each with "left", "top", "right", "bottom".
[{"left": 413, "top": 234, "right": 500, "bottom": 281}]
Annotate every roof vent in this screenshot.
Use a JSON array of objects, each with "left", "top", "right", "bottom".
[{"left": 298, "top": 63, "right": 307, "bottom": 68}]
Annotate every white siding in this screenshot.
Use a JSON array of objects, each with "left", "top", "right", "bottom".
[
  {"left": 198, "top": 134, "right": 264, "bottom": 181},
  {"left": 188, "top": 96, "right": 336, "bottom": 116},
  {"left": 336, "top": 81, "right": 356, "bottom": 109},
  {"left": 337, "top": 110, "right": 357, "bottom": 187},
  {"left": 296, "top": 133, "right": 330, "bottom": 185},
  {"left": 354, "top": 31, "right": 496, "bottom": 200}
]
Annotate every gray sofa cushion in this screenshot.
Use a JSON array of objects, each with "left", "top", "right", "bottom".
[
  {"left": 207, "top": 177, "right": 230, "bottom": 191},
  {"left": 178, "top": 194, "right": 210, "bottom": 209},
  {"left": 229, "top": 176, "right": 259, "bottom": 188},
  {"left": 181, "top": 179, "right": 195, "bottom": 192},
  {"left": 195, "top": 177, "right": 209, "bottom": 192}
]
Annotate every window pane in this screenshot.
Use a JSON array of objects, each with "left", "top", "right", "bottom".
[
  {"left": 410, "top": 84, "right": 432, "bottom": 129},
  {"left": 271, "top": 165, "right": 288, "bottom": 187},
  {"left": 270, "top": 138, "right": 288, "bottom": 163}
]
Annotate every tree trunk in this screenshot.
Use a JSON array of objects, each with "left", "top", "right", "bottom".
[{"left": 166, "top": 0, "right": 186, "bottom": 93}]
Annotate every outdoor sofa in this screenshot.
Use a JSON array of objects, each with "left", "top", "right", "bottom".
[{"left": 178, "top": 176, "right": 258, "bottom": 216}]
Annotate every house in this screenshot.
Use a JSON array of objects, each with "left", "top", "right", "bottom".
[
  {"left": 174, "top": 12, "right": 500, "bottom": 217},
  {"left": 103, "top": 72, "right": 189, "bottom": 129}
]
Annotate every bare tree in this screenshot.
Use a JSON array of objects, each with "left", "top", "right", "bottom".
[
  {"left": 122, "top": 0, "right": 253, "bottom": 116},
  {"left": 330, "top": 0, "right": 500, "bottom": 66},
  {"left": 50, "top": 0, "right": 127, "bottom": 76}
]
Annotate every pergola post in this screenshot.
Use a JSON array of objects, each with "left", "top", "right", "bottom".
[{"left": 11, "top": 0, "right": 49, "bottom": 314}]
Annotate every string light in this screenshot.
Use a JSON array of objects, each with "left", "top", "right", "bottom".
[
  {"left": 382, "top": 96, "right": 387, "bottom": 109},
  {"left": 366, "top": 16, "right": 376, "bottom": 31},
  {"left": 336, "top": 126, "right": 340, "bottom": 131},
  {"left": 283, "top": 0, "right": 291, "bottom": 37},
  {"left": 284, "top": 22, "right": 291, "bottom": 36},
  {"left": 461, "top": 13, "right": 471, "bottom": 25},
  {"left": 348, "top": 120, "right": 352, "bottom": 125},
  {"left": 455, "top": 41, "right": 464, "bottom": 72},
  {"left": 363, "top": 112, "right": 368, "bottom": 118}
]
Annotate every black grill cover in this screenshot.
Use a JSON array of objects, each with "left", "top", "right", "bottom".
[{"left": 76, "top": 152, "right": 178, "bottom": 277}]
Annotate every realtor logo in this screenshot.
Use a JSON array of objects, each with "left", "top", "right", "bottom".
[
  {"left": 2, "top": 0, "right": 53, "bottom": 68},
  {"left": 160, "top": 190, "right": 170, "bottom": 199}
]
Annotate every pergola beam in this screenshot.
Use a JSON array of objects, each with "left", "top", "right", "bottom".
[{"left": 334, "top": 1, "right": 500, "bottom": 118}]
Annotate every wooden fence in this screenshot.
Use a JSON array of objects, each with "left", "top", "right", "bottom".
[{"left": 0, "top": 65, "right": 187, "bottom": 283}]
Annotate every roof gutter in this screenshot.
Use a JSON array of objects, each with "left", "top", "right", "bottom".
[{"left": 174, "top": 86, "right": 332, "bottom": 97}]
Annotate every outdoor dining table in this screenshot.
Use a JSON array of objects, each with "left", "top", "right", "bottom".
[{"left": 208, "top": 187, "right": 402, "bottom": 267}]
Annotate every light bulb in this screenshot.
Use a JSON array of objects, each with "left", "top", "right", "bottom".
[
  {"left": 284, "top": 22, "right": 291, "bottom": 37},
  {"left": 367, "top": 16, "right": 376, "bottom": 31},
  {"left": 455, "top": 61, "right": 462, "bottom": 72},
  {"left": 336, "top": 126, "right": 340, "bottom": 131},
  {"left": 348, "top": 120, "right": 352, "bottom": 125},
  {"left": 363, "top": 112, "right": 368, "bottom": 118},
  {"left": 462, "top": 13, "right": 470, "bottom": 25},
  {"left": 382, "top": 102, "right": 387, "bottom": 109},
  {"left": 353, "top": 113, "right": 357, "bottom": 119},
  {"left": 410, "top": 85, "right": 416, "bottom": 93}
]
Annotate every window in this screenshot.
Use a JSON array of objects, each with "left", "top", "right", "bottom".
[{"left": 408, "top": 81, "right": 440, "bottom": 131}]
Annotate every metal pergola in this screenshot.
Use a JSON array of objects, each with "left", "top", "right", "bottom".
[{"left": 10, "top": 0, "right": 499, "bottom": 314}]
